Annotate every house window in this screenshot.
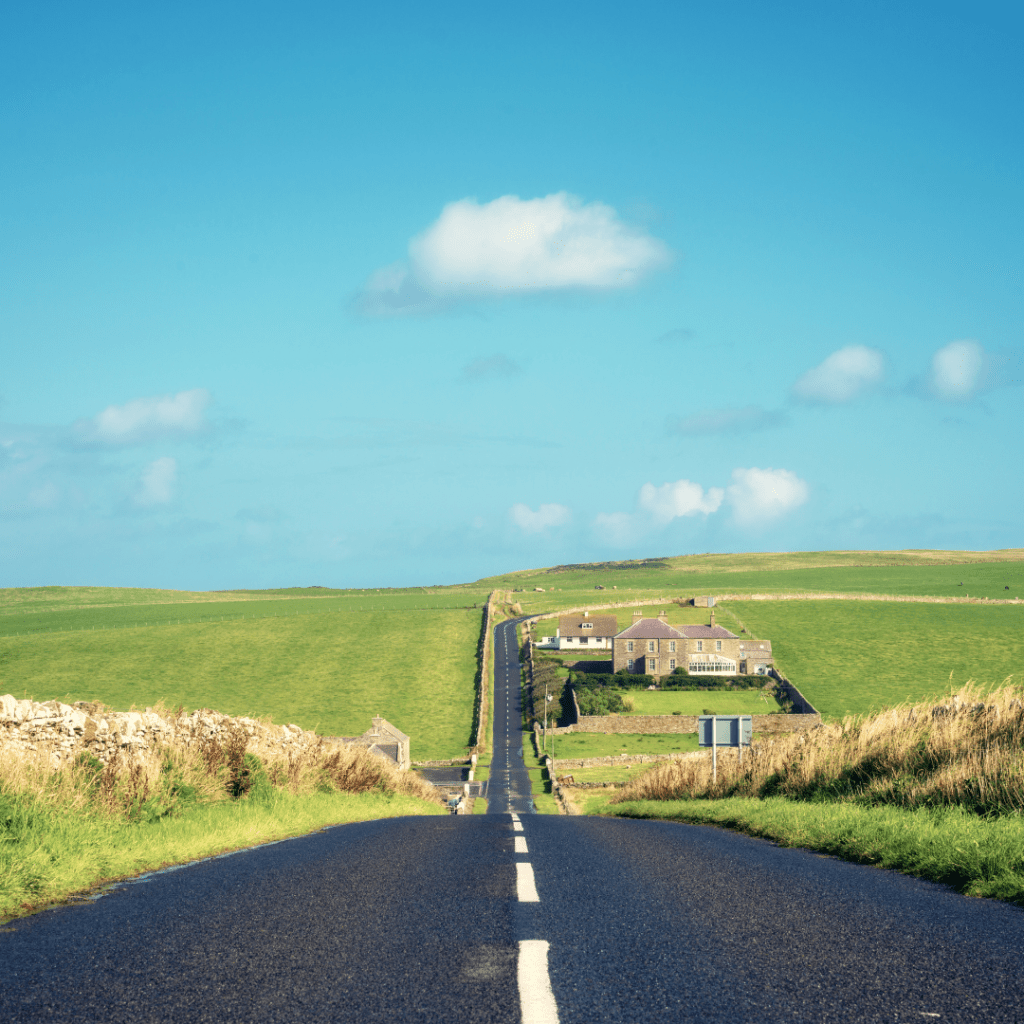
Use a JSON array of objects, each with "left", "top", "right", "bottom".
[
  {"left": 669, "top": 641, "right": 676, "bottom": 653},
  {"left": 696, "top": 640, "right": 703, "bottom": 652},
  {"left": 627, "top": 641, "right": 634, "bottom": 653},
  {"left": 579, "top": 636, "right": 588, "bottom": 644},
  {"left": 716, "top": 640, "right": 722, "bottom": 652},
  {"left": 648, "top": 658, "right": 657, "bottom": 672},
  {"left": 627, "top": 659, "right": 634, "bottom": 670},
  {"left": 648, "top": 641, "right": 655, "bottom": 653},
  {"left": 669, "top": 659, "right": 676, "bottom": 670},
  {"left": 581, "top": 623, "right": 593, "bottom": 629}
]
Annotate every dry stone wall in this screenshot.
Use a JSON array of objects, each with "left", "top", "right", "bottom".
[
  {"left": 0, "top": 693, "right": 319, "bottom": 768},
  {"left": 546, "top": 711, "right": 821, "bottom": 735}
]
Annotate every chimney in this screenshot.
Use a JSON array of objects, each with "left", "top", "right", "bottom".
[
  {"left": 583, "top": 610, "right": 589, "bottom": 618},
  {"left": 657, "top": 609, "right": 668, "bottom": 621},
  {"left": 632, "top": 610, "right": 643, "bottom": 621},
  {"left": 710, "top": 610, "right": 716, "bottom": 628}
]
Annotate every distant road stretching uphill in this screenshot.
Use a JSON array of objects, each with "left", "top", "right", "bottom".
[{"left": 3, "top": 619, "right": 1024, "bottom": 1021}]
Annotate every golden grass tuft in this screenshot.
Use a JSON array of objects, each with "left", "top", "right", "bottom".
[{"left": 613, "top": 679, "right": 1024, "bottom": 815}]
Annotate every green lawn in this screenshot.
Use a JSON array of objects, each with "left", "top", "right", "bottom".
[
  {"left": 728, "top": 599, "right": 1024, "bottom": 719},
  {"left": 621, "top": 689, "right": 781, "bottom": 715},
  {"left": 0, "top": 601, "right": 483, "bottom": 761},
  {"left": 548, "top": 732, "right": 700, "bottom": 759}
]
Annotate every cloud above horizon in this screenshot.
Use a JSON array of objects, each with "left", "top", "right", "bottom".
[
  {"left": 727, "top": 467, "right": 809, "bottom": 525},
  {"left": 136, "top": 456, "right": 177, "bottom": 506},
  {"left": 357, "top": 193, "right": 671, "bottom": 314},
  {"left": 926, "top": 339, "right": 985, "bottom": 401},
  {"left": 792, "top": 346, "right": 884, "bottom": 404},
  {"left": 637, "top": 479, "right": 724, "bottom": 523},
  {"left": 510, "top": 502, "right": 571, "bottom": 533},
  {"left": 80, "top": 389, "right": 211, "bottom": 445}
]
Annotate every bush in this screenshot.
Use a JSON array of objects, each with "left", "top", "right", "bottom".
[{"left": 575, "top": 688, "right": 627, "bottom": 716}]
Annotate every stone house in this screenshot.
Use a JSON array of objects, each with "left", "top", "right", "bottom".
[
  {"left": 611, "top": 609, "right": 773, "bottom": 678},
  {"left": 539, "top": 611, "right": 618, "bottom": 650},
  {"left": 341, "top": 715, "right": 411, "bottom": 770}
]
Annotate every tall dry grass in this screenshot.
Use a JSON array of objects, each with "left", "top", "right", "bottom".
[
  {"left": 613, "top": 680, "right": 1024, "bottom": 815},
  {"left": 0, "top": 713, "right": 440, "bottom": 826}
]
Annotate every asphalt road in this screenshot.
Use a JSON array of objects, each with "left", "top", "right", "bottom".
[
  {"left": 488, "top": 617, "right": 535, "bottom": 816},
  {"left": 4, "top": 619, "right": 1024, "bottom": 1022}
]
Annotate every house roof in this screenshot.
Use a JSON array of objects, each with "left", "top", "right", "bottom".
[
  {"left": 738, "top": 641, "right": 773, "bottom": 651},
  {"left": 739, "top": 649, "right": 774, "bottom": 661},
  {"left": 615, "top": 618, "right": 687, "bottom": 640},
  {"left": 679, "top": 624, "right": 740, "bottom": 640},
  {"left": 559, "top": 614, "right": 618, "bottom": 638}
]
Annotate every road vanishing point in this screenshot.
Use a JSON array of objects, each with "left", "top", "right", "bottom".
[{"left": 3, "top": 617, "right": 1024, "bottom": 1022}]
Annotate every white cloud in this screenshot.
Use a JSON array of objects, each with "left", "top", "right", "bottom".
[
  {"left": 727, "top": 467, "right": 808, "bottom": 526},
  {"left": 510, "top": 502, "right": 571, "bottom": 533},
  {"left": 86, "top": 389, "right": 211, "bottom": 445},
  {"left": 673, "top": 406, "right": 788, "bottom": 435},
  {"left": 637, "top": 479, "right": 724, "bottom": 524},
  {"left": 792, "top": 346, "right": 884, "bottom": 404},
  {"left": 927, "top": 339, "right": 985, "bottom": 401},
  {"left": 358, "top": 192, "right": 671, "bottom": 314},
  {"left": 136, "top": 457, "right": 177, "bottom": 506}
]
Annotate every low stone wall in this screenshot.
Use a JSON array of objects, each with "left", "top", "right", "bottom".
[
  {"left": 0, "top": 694, "right": 320, "bottom": 767},
  {"left": 546, "top": 712, "right": 821, "bottom": 735},
  {"left": 551, "top": 751, "right": 699, "bottom": 770}
]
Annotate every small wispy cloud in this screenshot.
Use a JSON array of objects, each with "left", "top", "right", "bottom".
[
  {"left": 673, "top": 406, "right": 788, "bottom": 436},
  {"left": 136, "top": 457, "right": 177, "bottom": 506},
  {"left": 926, "top": 339, "right": 985, "bottom": 401},
  {"left": 792, "top": 346, "right": 884, "bottom": 404},
  {"left": 80, "top": 389, "right": 211, "bottom": 445},
  {"left": 510, "top": 502, "right": 571, "bottom": 533},
  {"left": 727, "top": 467, "right": 808, "bottom": 526},
  {"left": 357, "top": 192, "right": 671, "bottom": 315},
  {"left": 462, "top": 353, "right": 522, "bottom": 381}
]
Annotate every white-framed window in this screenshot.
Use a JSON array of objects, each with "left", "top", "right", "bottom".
[
  {"left": 648, "top": 658, "right": 657, "bottom": 672},
  {"left": 581, "top": 622, "right": 593, "bottom": 629},
  {"left": 648, "top": 641, "right": 655, "bottom": 652},
  {"left": 627, "top": 641, "right": 634, "bottom": 653},
  {"left": 669, "top": 658, "right": 676, "bottom": 670},
  {"left": 627, "top": 658, "right": 634, "bottom": 670},
  {"left": 696, "top": 640, "right": 703, "bottom": 652},
  {"left": 716, "top": 640, "right": 722, "bottom": 651},
  {"left": 669, "top": 641, "right": 676, "bottom": 653}
]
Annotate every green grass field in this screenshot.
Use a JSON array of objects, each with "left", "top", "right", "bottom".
[
  {"left": 497, "top": 551, "right": 1024, "bottom": 616},
  {"left": 0, "top": 595, "right": 483, "bottom": 761},
  {"left": 621, "top": 690, "right": 781, "bottom": 715},
  {"left": 547, "top": 732, "right": 700, "bottom": 759},
  {"left": 726, "top": 599, "right": 1024, "bottom": 719}
]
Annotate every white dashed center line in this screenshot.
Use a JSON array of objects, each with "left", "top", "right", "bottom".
[
  {"left": 514, "top": 836, "right": 528, "bottom": 854},
  {"left": 518, "top": 940, "right": 560, "bottom": 1024},
  {"left": 516, "top": 862, "right": 540, "bottom": 902}
]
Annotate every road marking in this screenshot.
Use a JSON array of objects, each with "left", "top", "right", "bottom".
[
  {"left": 513, "top": 820, "right": 524, "bottom": 832},
  {"left": 515, "top": 836, "right": 528, "bottom": 853},
  {"left": 516, "top": 862, "right": 540, "bottom": 902},
  {"left": 518, "top": 940, "right": 559, "bottom": 1024}
]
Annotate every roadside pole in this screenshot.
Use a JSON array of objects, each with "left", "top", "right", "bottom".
[{"left": 712, "top": 715, "right": 717, "bottom": 784}]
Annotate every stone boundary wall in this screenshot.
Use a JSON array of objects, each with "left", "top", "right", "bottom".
[
  {"left": 545, "top": 711, "right": 821, "bottom": 736},
  {"left": 771, "top": 669, "right": 819, "bottom": 715},
  {"left": 551, "top": 751, "right": 700, "bottom": 770},
  {"left": 0, "top": 694, "right": 322, "bottom": 767},
  {"left": 520, "top": 597, "right": 675, "bottom": 633},
  {"left": 704, "top": 591, "right": 1023, "bottom": 606},
  {"left": 470, "top": 592, "right": 496, "bottom": 753}
]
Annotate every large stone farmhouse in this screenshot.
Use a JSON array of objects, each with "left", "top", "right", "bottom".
[
  {"left": 611, "top": 609, "right": 773, "bottom": 679},
  {"left": 536, "top": 611, "right": 618, "bottom": 650}
]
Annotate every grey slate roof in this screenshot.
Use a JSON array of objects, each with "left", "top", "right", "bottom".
[
  {"left": 559, "top": 614, "right": 618, "bottom": 638},
  {"left": 679, "top": 624, "right": 739, "bottom": 640},
  {"left": 614, "top": 618, "right": 687, "bottom": 640}
]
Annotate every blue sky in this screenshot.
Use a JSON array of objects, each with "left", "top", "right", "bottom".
[{"left": 2, "top": 1, "right": 1022, "bottom": 589}]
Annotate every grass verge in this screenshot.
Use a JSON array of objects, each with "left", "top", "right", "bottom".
[
  {"left": 1, "top": 788, "right": 443, "bottom": 921},
  {"left": 605, "top": 797, "right": 1024, "bottom": 904}
]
